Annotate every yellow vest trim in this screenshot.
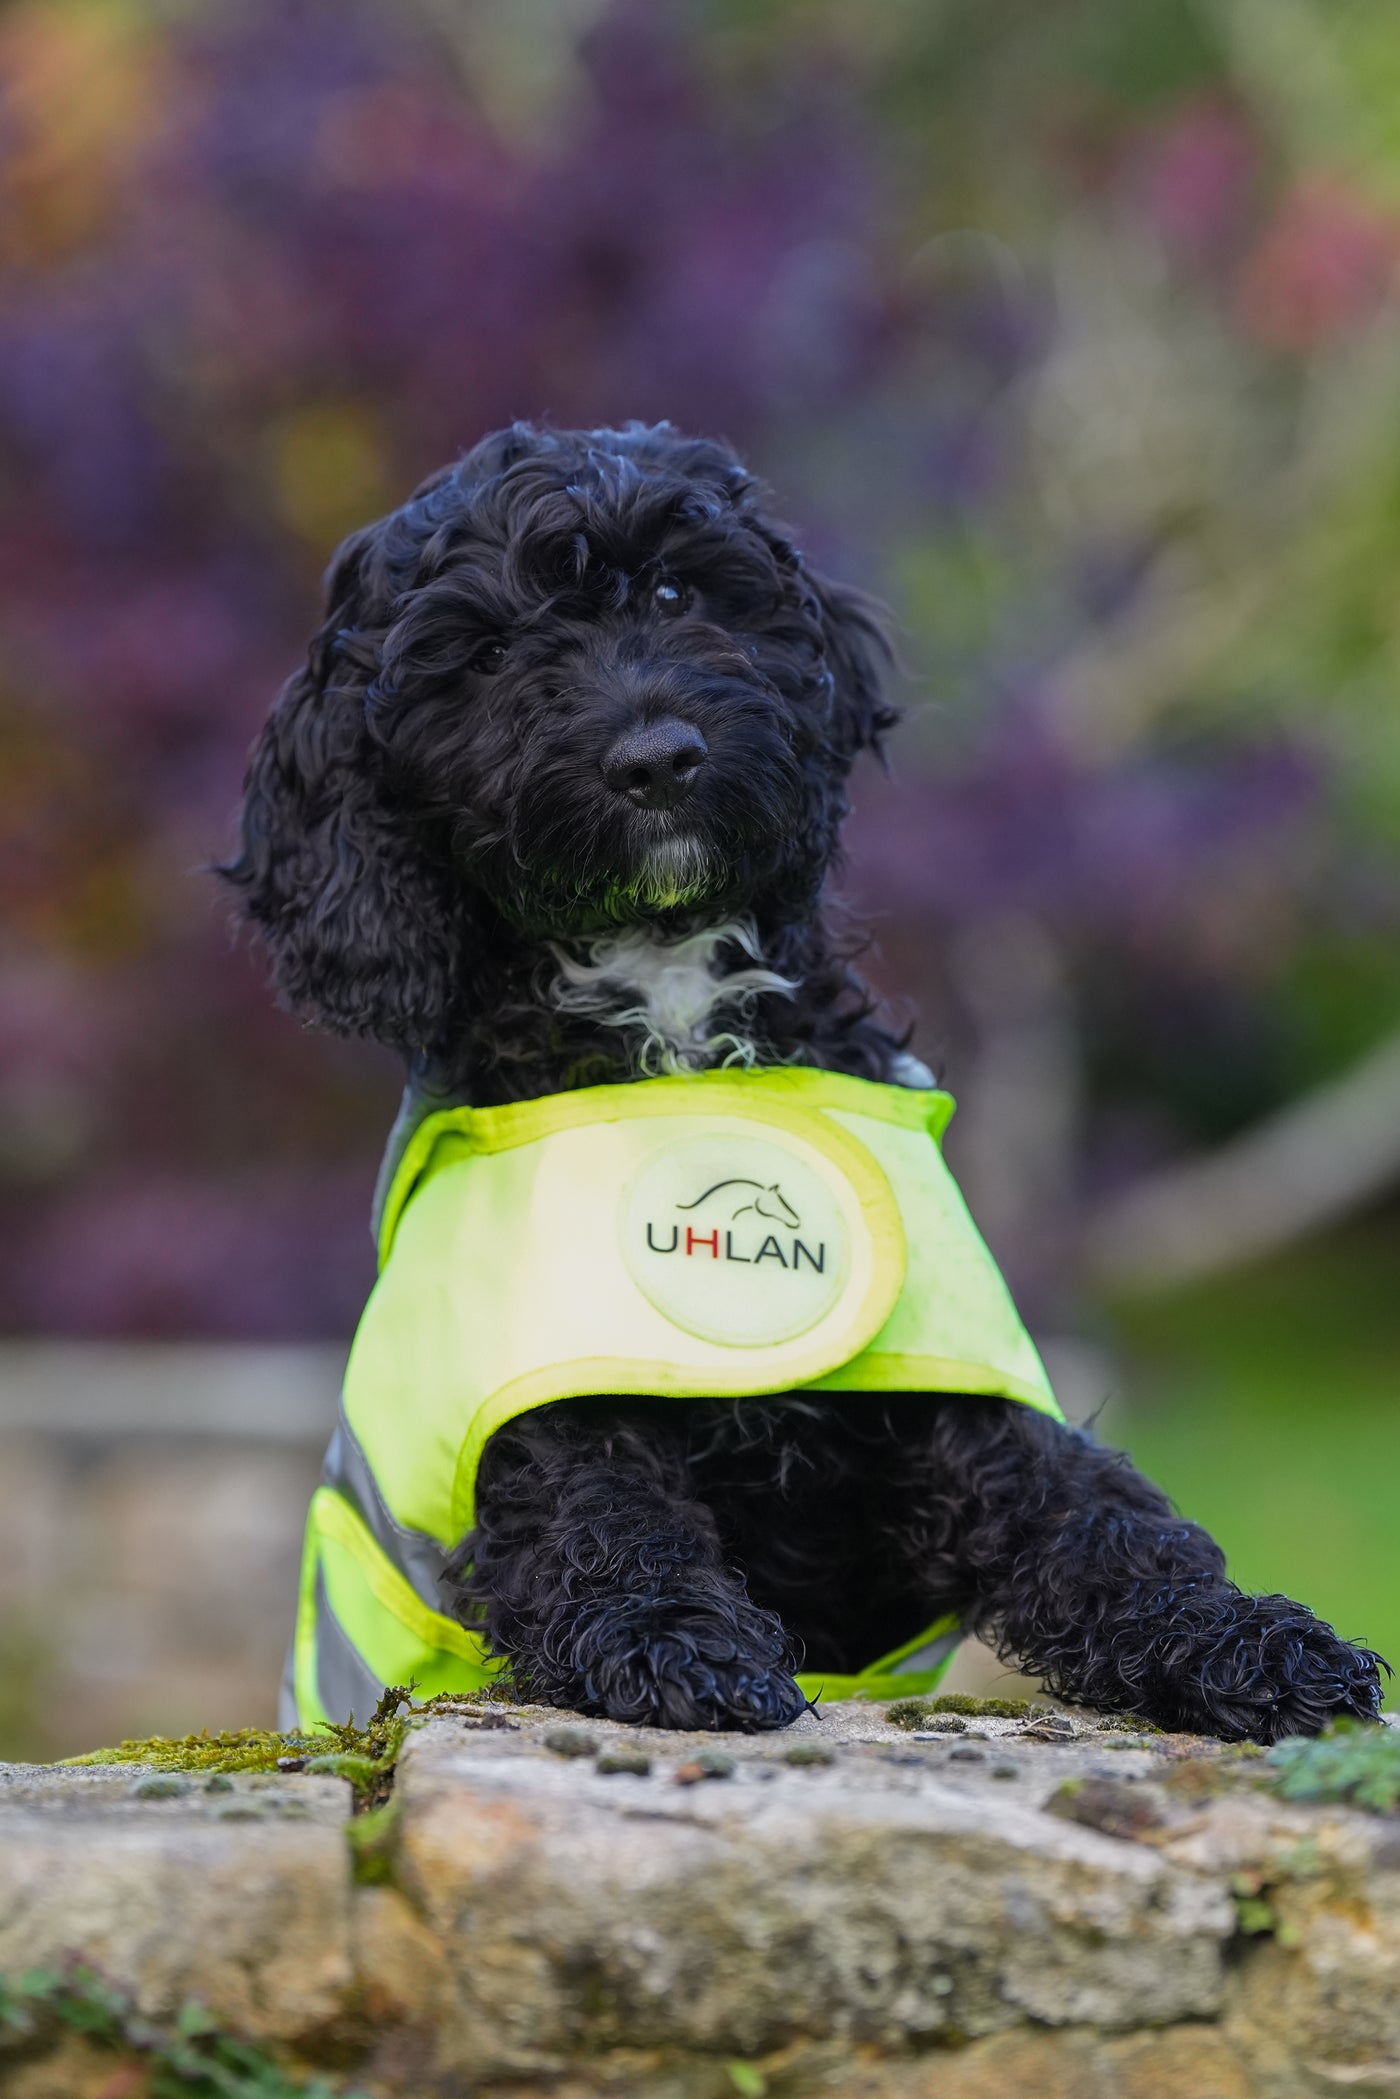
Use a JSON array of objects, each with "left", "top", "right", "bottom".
[
  {"left": 297, "top": 1475, "right": 966, "bottom": 1714},
  {"left": 378, "top": 1067, "right": 955, "bottom": 1264},
  {"left": 311, "top": 1485, "right": 488, "bottom": 1664},
  {"left": 293, "top": 1507, "right": 331, "bottom": 1733}
]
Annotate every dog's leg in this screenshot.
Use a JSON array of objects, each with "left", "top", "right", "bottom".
[
  {"left": 892, "top": 1396, "right": 1386, "bottom": 1742},
  {"left": 444, "top": 1403, "right": 808, "bottom": 1730}
]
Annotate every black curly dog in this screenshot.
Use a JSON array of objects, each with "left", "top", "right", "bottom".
[{"left": 226, "top": 420, "right": 1386, "bottom": 1743}]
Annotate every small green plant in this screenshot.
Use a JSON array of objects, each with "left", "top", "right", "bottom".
[
  {"left": 1233, "top": 1890, "right": 1279, "bottom": 1936},
  {"left": 1229, "top": 1867, "right": 1305, "bottom": 1948},
  {"left": 343, "top": 1796, "right": 402, "bottom": 1886},
  {"left": 0, "top": 1963, "right": 365, "bottom": 2096},
  {"left": 1268, "top": 1719, "right": 1400, "bottom": 1813}
]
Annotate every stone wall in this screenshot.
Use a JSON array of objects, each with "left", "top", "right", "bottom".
[
  {"left": 0, "top": 1344, "right": 341, "bottom": 1756},
  {"left": 4, "top": 1695, "right": 1400, "bottom": 2098}
]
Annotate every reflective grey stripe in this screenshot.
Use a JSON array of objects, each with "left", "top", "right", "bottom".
[
  {"left": 371, "top": 1070, "right": 463, "bottom": 1245},
  {"left": 314, "top": 1565, "right": 386, "bottom": 1728},
  {"left": 890, "top": 1624, "right": 964, "bottom": 1677},
  {"left": 320, "top": 1407, "right": 453, "bottom": 1613}
]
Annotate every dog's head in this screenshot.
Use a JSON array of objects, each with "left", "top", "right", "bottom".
[{"left": 225, "top": 421, "right": 895, "bottom": 1055}]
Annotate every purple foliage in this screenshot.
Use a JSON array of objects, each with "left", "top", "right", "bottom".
[{"left": 0, "top": 0, "right": 1347, "bottom": 1334}]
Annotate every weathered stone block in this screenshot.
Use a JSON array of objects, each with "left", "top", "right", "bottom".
[
  {"left": 0, "top": 1764, "right": 354, "bottom": 2040},
  {"left": 4, "top": 1699, "right": 1400, "bottom": 2097},
  {"left": 389, "top": 1705, "right": 1231, "bottom": 2080}
]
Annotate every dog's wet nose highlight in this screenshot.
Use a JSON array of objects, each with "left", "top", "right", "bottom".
[{"left": 602, "top": 718, "right": 709, "bottom": 809}]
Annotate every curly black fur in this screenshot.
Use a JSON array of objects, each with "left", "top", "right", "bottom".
[
  {"left": 223, "top": 420, "right": 898, "bottom": 1101},
  {"left": 225, "top": 419, "right": 1387, "bottom": 1741}
]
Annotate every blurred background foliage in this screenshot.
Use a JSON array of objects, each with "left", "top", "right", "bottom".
[{"left": 1, "top": 0, "right": 1397, "bottom": 1666}]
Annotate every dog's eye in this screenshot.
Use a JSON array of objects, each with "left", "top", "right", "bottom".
[
  {"left": 652, "top": 577, "right": 691, "bottom": 617},
  {"left": 469, "top": 637, "right": 508, "bottom": 674}
]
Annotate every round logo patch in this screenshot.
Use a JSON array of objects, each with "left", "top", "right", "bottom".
[{"left": 619, "top": 1130, "right": 856, "bottom": 1348}]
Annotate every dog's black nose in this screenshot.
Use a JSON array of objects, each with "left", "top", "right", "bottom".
[{"left": 601, "top": 718, "right": 708, "bottom": 809}]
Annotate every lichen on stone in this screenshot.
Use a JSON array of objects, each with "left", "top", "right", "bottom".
[
  {"left": 676, "top": 1748, "right": 735, "bottom": 1783},
  {"left": 129, "top": 1774, "right": 191, "bottom": 1800},
  {"left": 543, "top": 1725, "right": 598, "bottom": 1759},
  {"left": 1045, "top": 1776, "right": 1166, "bottom": 1841},
  {"left": 596, "top": 1747, "right": 652, "bottom": 1775}
]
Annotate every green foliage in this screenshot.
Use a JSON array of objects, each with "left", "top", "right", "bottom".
[
  {"left": 0, "top": 1963, "right": 364, "bottom": 2097},
  {"left": 1268, "top": 1719, "right": 1400, "bottom": 1813},
  {"left": 1103, "top": 1234, "right": 1400, "bottom": 1699}
]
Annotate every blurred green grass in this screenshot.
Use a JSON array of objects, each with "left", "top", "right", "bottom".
[{"left": 1098, "top": 1229, "right": 1400, "bottom": 1678}]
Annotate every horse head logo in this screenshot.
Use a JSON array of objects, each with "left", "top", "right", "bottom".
[{"left": 675, "top": 1178, "right": 802, "bottom": 1229}]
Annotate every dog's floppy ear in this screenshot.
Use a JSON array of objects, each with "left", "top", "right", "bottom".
[
  {"left": 806, "top": 569, "right": 900, "bottom": 761},
  {"left": 222, "top": 524, "right": 466, "bottom": 1053}
]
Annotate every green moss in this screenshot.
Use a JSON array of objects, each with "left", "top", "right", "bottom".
[
  {"left": 344, "top": 1796, "right": 402, "bottom": 1887},
  {"left": 542, "top": 1726, "right": 598, "bottom": 1759},
  {"left": 783, "top": 1743, "right": 836, "bottom": 1767},
  {"left": 66, "top": 1686, "right": 416, "bottom": 1810},
  {"left": 65, "top": 1727, "right": 306, "bottom": 1776},
  {"left": 0, "top": 1962, "right": 365, "bottom": 2096},
  {"left": 129, "top": 1774, "right": 192, "bottom": 1800},
  {"left": 595, "top": 1748, "right": 652, "bottom": 1775},
  {"left": 885, "top": 1694, "right": 1033, "bottom": 1728},
  {"left": 675, "top": 1748, "right": 736, "bottom": 1782},
  {"left": 1268, "top": 1717, "right": 1400, "bottom": 1813}
]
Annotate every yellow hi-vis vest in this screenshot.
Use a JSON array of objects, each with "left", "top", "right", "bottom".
[{"left": 285, "top": 1068, "right": 1062, "bottom": 1729}]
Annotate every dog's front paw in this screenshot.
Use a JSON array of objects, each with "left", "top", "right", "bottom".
[
  {"left": 1134, "top": 1590, "right": 1387, "bottom": 1744},
  {"left": 570, "top": 1600, "right": 807, "bottom": 1731},
  {"left": 606, "top": 1645, "right": 807, "bottom": 1732}
]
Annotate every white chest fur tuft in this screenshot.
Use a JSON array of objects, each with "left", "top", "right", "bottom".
[{"left": 549, "top": 920, "right": 798, "bottom": 1076}]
